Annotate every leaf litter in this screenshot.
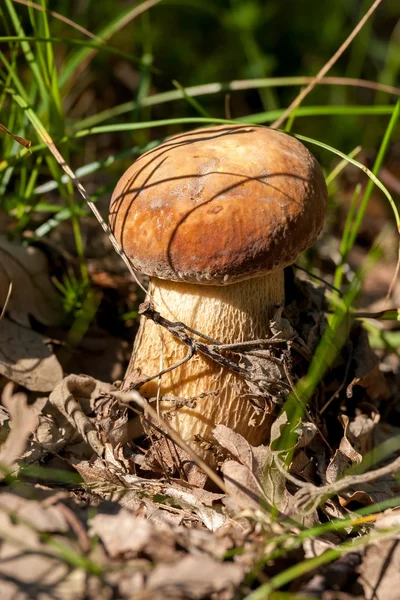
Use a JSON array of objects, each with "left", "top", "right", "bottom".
[
  {"left": 0, "top": 238, "right": 399, "bottom": 596},
  {"left": 0, "top": 235, "right": 64, "bottom": 392}
]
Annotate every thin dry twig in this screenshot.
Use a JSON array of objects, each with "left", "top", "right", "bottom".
[
  {"left": 386, "top": 245, "right": 400, "bottom": 303},
  {"left": 282, "top": 452, "right": 400, "bottom": 515},
  {"left": 11, "top": 100, "right": 149, "bottom": 298},
  {"left": 69, "top": 0, "right": 163, "bottom": 80},
  {"left": 0, "top": 282, "right": 13, "bottom": 322},
  {"left": 136, "top": 301, "right": 291, "bottom": 397},
  {"left": 271, "top": 0, "right": 384, "bottom": 129},
  {"left": 12, "top": 0, "right": 101, "bottom": 40},
  {"left": 320, "top": 342, "right": 353, "bottom": 415},
  {"left": 109, "top": 388, "right": 228, "bottom": 494}
]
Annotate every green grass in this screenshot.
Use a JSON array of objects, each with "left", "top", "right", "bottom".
[{"left": 1, "top": 1, "right": 400, "bottom": 597}]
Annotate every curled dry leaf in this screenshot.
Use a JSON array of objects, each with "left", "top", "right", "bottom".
[
  {"left": 34, "top": 374, "right": 111, "bottom": 458},
  {"left": 338, "top": 475, "right": 397, "bottom": 507},
  {"left": 326, "top": 415, "right": 362, "bottom": 485},
  {"left": 347, "top": 411, "right": 380, "bottom": 456},
  {"left": 214, "top": 424, "right": 289, "bottom": 513},
  {"left": 0, "top": 235, "right": 63, "bottom": 326},
  {"left": 325, "top": 414, "right": 396, "bottom": 507},
  {"left": 0, "top": 383, "right": 38, "bottom": 477},
  {"left": 347, "top": 327, "right": 390, "bottom": 402},
  {"left": 0, "top": 318, "right": 63, "bottom": 391}
]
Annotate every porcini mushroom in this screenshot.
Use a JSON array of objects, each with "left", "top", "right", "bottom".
[{"left": 110, "top": 125, "right": 327, "bottom": 463}]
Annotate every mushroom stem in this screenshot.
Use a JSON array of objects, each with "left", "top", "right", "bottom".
[{"left": 126, "top": 270, "right": 285, "bottom": 459}]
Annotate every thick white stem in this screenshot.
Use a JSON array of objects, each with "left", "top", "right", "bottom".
[{"left": 127, "top": 271, "right": 285, "bottom": 460}]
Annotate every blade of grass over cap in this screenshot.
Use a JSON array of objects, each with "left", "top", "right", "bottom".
[{"left": 294, "top": 132, "right": 400, "bottom": 233}]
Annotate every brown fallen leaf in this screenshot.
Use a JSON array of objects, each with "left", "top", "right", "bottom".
[
  {"left": 326, "top": 415, "right": 362, "bottom": 485},
  {"left": 359, "top": 538, "right": 400, "bottom": 600},
  {"left": 347, "top": 327, "right": 390, "bottom": 402},
  {"left": 0, "top": 492, "right": 86, "bottom": 600},
  {"left": 90, "top": 508, "right": 178, "bottom": 561},
  {"left": 0, "top": 383, "right": 38, "bottom": 477},
  {"left": 347, "top": 411, "right": 380, "bottom": 456},
  {"left": 338, "top": 475, "right": 397, "bottom": 507},
  {"left": 214, "top": 424, "right": 289, "bottom": 513},
  {"left": 0, "top": 317, "right": 63, "bottom": 391},
  {"left": 33, "top": 374, "right": 110, "bottom": 458},
  {"left": 73, "top": 450, "right": 226, "bottom": 531},
  {"left": 0, "top": 235, "right": 63, "bottom": 326},
  {"left": 143, "top": 554, "right": 244, "bottom": 600}
]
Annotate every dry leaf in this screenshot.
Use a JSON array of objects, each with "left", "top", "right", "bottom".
[
  {"left": 0, "top": 383, "right": 38, "bottom": 476},
  {"left": 338, "top": 476, "right": 397, "bottom": 507},
  {"left": 347, "top": 411, "right": 380, "bottom": 456},
  {"left": 0, "top": 317, "right": 63, "bottom": 391},
  {"left": 144, "top": 554, "right": 244, "bottom": 600},
  {"left": 326, "top": 415, "right": 362, "bottom": 484},
  {"left": 375, "top": 509, "right": 400, "bottom": 530},
  {"left": 0, "top": 123, "right": 31, "bottom": 149},
  {"left": 0, "top": 235, "right": 62, "bottom": 326},
  {"left": 214, "top": 424, "right": 289, "bottom": 513},
  {"left": 0, "top": 493, "right": 85, "bottom": 600},
  {"left": 347, "top": 327, "right": 390, "bottom": 402},
  {"left": 90, "top": 509, "right": 177, "bottom": 561},
  {"left": 33, "top": 374, "right": 110, "bottom": 458},
  {"left": 73, "top": 452, "right": 226, "bottom": 531},
  {"left": 359, "top": 538, "right": 400, "bottom": 600}
]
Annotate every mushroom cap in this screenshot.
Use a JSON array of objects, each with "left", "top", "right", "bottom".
[{"left": 110, "top": 125, "right": 328, "bottom": 285}]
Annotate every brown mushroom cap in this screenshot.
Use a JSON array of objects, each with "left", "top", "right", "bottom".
[{"left": 110, "top": 125, "right": 327, "bottom": 285}]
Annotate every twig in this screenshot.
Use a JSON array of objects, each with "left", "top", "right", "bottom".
[
  {"left": 138, "top": 301, "right": 291, "bottom": 394},
  {"left": 293, "top": 264, "right": 343, "bottom": 297},
  {"left": 109, "top": 388, "right": 228, "bottom": 494},
  {"left": 0, "top": 282, "right": 13, "bottom": 322},
  {"left": 8, "top": 89, "right": 150, "bottom": 298},
  {"left": 270, "top": 0, "right": 384, "bottom": 129},
  {"left": 288, "top": 453, "right": 400, "bottom": 515},
  {"left": 320, "top": 342, "right": 353, "bottom": 414},
  {"left": 12, "top": 0, "right": 101, "bottom": 40}
]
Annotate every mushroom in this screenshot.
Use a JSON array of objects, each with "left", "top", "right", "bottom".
[{"left": 110, "top": 125, "right": 327, "bottom": 463}]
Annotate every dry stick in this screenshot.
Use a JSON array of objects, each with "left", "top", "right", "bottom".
[
  {"left": 270, "top": 0, "right": 384, "bottom": 130},
  {"left": 386, "top": 245, "right": 400, "bottom": 303},
  {"left": 320, "top": 342, "right": 353, "bottom": 415},
  {"left": 139, "top": 302, "right": 292, "bottom": 391},
  {"left": 275, "top": 448, "right": 400, "bottom": 515},
  {"left": 70, "top": 0, "right": 163, "bottom": 79},
  {"left": 0, "top": 283, "right": 13, "bottom": 322},
  {"left": 110, "top": 388, "right": 228, "bottom": 494},
  {"left": 29, "top": 133, "right": 149, "bottom": 297},
  {"left": 298, "top": 453, "right": 400, "bottom": 513},
  {"left": 11, "top": 0, "right": 101, "bottom": 41}
]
